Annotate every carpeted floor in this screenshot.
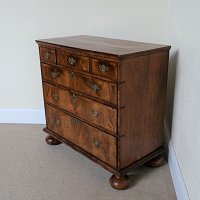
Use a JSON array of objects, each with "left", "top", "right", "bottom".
[{"left": 0, "top": 124, "right": 176, "bottom": 200}]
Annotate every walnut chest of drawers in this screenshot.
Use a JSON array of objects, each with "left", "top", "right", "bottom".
[{"left": 36, "top": 35, "right": 171, "bottom": 190}]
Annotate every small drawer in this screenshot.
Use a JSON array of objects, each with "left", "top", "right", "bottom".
[
  {"left": 46, "top": 105, "right": 117, "bottom": 167},
  {"left": 57, "top": 50, "right": 89, "bottom": 72},
  {"left": 39, "top": 47, "right": 56, "bottom": 64},
  {"left": 41, "top": 64, "right": 117, "bottom": 105},
  {"left": 91, "top": 58, "right": 118, "bottom": 80},
  {"left": 43, "top": 82, "right": 117, "bottom": 134}
]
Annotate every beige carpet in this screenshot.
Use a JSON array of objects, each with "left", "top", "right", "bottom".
[{"left": 0, "top": 124, "right": 176, "bottom": 200}]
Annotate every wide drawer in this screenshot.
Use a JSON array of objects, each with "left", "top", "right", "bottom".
[
  {"left": 91, "top": 58, "right": 118, "bottom": 80},
  {"left": 43, "top": 82, "right": 117, "bottom": 133},
  {"left": 57, "top": 50, "right": 89, "bottom": 72},
  {"left": 39, "top": 47, "right": 56, "bottom": 64},
  {"left": 45, "top": 105, "right": 117, "bottom": 167},
  {"left": 41, "top": 64, "right": 117, "bottom": 105}
]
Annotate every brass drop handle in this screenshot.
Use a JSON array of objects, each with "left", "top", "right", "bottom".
[
  {"left": 52, "top": 93, "right": 59, "bottom": 101},
  {"left": 70, "top": 72, "right": 76, "bottom": 80},
  {"left": 92, "top": 139, "right": 100, "bottom": 148},
  {"left": 71, "top": 93, "right": 77, "bottom": 104},
  {"left": 51, "top": 69, "right": 60, "bottom": 78},
  {"left": 55, "top": 119, "right": 60, "bottom": 126},
  {"left": 99, "top": 64, "right": 109, "bottom": 72},
  {"left": 68, "top": 57, "right": 76, "bottom": 65},
  {"left": 92, "top": 110, "right": 100, "bottom": 117},
  {"left": 89, "top": 83, "right": 100, "bottom": 92},
  {"left": 44, "top": 52, "right": 50, "bottom": 60},
  {"left": 72, "top": 117, "right": 80, "bottom": 125}
]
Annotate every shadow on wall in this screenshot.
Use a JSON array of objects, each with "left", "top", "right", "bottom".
[{"left": 165, "top": 50, "right": 179, "bottom": 137}]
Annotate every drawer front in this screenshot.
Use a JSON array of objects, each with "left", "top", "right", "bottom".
[
  {"left": 41, "top": 64, "right": 117, "bottom": 105},
  {"left": 43, "top": 83, "right": 117, "bottom": 133},
  {"left": 39, "top": 47, "right": 56, "bottom": 64},
  {"left": 57, "top": 50, "right": 89, "bottom": 72},
  {"left": 91, "top": 58, "right": 118, "bottom": 80},
  {"left": 46, "top": 105, "right": 117, "bottom": 167}
]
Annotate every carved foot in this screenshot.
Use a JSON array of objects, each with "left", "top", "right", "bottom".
[
  {"left": 146, "top": 154, "right": 164, "bottom": 167},
  {"left": 45, "top": 135, "right": 61, "bottom": 145},
  {"left": 109, "top": 174, "right": 130, "bottom": 190}
]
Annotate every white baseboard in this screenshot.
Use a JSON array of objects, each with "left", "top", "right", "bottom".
[
  {"left": 0, "top": 109, "right": 46, "bottom": 124},
  {"left": 164, "top": 122, "right": 190, "bottom": 200}
]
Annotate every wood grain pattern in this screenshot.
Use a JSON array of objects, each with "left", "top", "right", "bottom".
[
  {"left": 41, "top": 64, "right": 117, "bottom": 105},
  {"left": 57, "top": 50, "right": 89, "bottom": 72},
  {"left": 43, "top": 82, "right": 117, "bottom": 133},
  {"left": 39, "top": 47, "right": 56, "bottom": 64},
  {"left": 36, "top": 35, "right": 170, "bottom": 59},
  {"left": 36, "top": 35, "right": 171, "bottom": 189},
  {"left": 118, "top": 55, "right": 148, "bottom": 168},
  {"left": 45, "top": 104, "right": 117, "bottom": 167},
  {"left": 119, "top": 51, "right": 169, "bottom": 169},
  {"left": 91, "top": 58, "right": 118, "bottom": 80}
]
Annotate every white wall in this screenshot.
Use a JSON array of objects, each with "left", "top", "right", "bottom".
[
  {"left": 166, "top": 0, "right": 200, "bottom": 199},
  {"left": 0, "top": 0, "right": 168, "bottom": 110}
]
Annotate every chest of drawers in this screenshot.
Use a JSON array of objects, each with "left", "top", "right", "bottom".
[{"left": 36, "top": 35, "right": 170, "bottom": 190}]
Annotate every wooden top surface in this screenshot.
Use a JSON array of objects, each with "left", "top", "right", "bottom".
[{"left": 36, "top": 35, "right": 170, "bottom": 58}]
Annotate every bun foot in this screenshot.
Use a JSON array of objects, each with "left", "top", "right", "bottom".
[
  {"left": 146, "top": 154, "right": 164, "bottom": 167},
  {"left": 109, "top": 174, "right": 130, "bottom": 190},
  {"left": 46, "top": 135, "right": 61, "bottom": 145}
]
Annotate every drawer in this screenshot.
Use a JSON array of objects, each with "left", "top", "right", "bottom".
[
  {"left": 91, "top": 58, "right": 118, "bottom": 80},
  {"left": 43, "top": 82, "right": 117, "bottom": 133},
  {"left": 46, "top": 105, "right": 117, "bottom": 167},
  {"left": 41, "top": 64, "right": 117, "bottom": 105},
  {"left": 39, "top": 47, "right": 56, "bottom": 64},
  {"left": 57, "top": 50, "right": 89, "bottom": 72}
]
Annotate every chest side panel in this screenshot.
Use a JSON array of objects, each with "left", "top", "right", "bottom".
[{"left": 119, "top": 51, "right": 169, "bottom": 169}]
